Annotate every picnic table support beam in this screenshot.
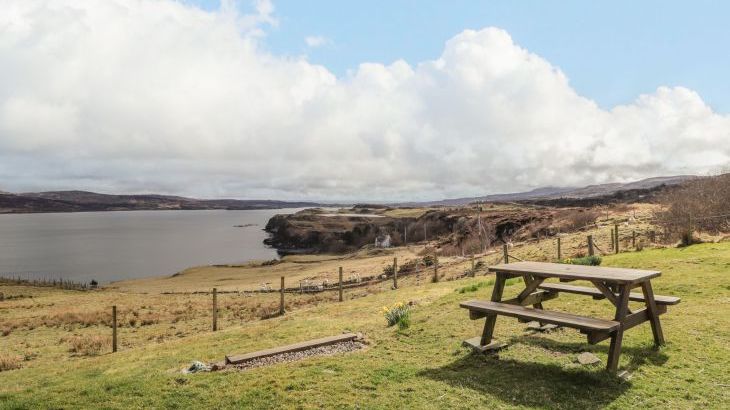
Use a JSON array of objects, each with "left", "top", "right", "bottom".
[
  {"left": 640, "top": 281, "right": 665, "bottom": 346},
  {"left": 480, "top": 272, "right": 506, "bottom": 346},
  {"left": 606, "top": 284, "right": 631, "bottom": 373},
  {"left": 591, "top": 281, "right": 631, "bottom": 313},
  {"left": 518, "top": 275, "right": 545, "bottom": 302}
]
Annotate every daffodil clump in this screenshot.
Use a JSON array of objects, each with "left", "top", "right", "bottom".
[
  {"left": 562, "top": 255, "right": 602, "bottom": 266},
  {"left": 382, "top": 302, "right": 411, "bottom": 329}
]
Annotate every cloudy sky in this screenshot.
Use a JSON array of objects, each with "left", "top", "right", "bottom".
[{"left": 1, "top": 0, "right": 728, "bottom": 201}]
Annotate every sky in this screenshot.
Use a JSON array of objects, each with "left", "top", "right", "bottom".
[{"left": 0, "top": 0, "right": 729, "bottom": 201}]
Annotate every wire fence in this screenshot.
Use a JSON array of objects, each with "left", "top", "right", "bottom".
[{"left": 3, "top": 216, "right": 726, "bottom": 355}]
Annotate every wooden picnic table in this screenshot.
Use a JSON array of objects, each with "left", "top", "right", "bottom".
[{"left": 460, "top": 261, "right": 680, "bottom": 372}]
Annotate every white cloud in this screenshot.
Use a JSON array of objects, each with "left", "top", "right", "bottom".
[
  {"left": 305, "top": 35, "right": 330, "bottom": 48},
  {"left": 0, "top": 1, "right": 728, "bottom": 201}
]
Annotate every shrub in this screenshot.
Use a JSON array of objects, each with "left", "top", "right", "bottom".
[
  {"left": 655, "top": 173, "right": 730, "bottom": 243},
  {"left": 422, "top": 255, "right": 436, "bottom": 267},
  {"left": 0, "top": 354, "right": 22, "bottom": 372},
  {"left": 382, "top": 302, "right": 411, "bottom": 329},
  {"left": 398, "top": 259, "right": 419, "bottom": 274},
  {"left": 382, "top": 264, "right": 395, "bottom": 277},
  {"left": 563, "top": 255, "right": 602, "bottom": 266},
  {"left": 561, "top": 209, "right": 601, "bottom": 231},
  {"left": 67, "top": 335, "right": 111, "bottom": 356}
]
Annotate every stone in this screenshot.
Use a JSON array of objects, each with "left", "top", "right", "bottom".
[
  {"left": 576, "top": 352, "right": 601, "bottom": 365},
  {"left": 526, "top": 321, "right": 542, "bottom": 330},
  {"left": 463, "top": 336, "right": 507, "bottom": 353},
  {"left": 527, "top": 322, "right": 559, "bottom": 332},
  {"left": 540, "top": 324, "right": 559, "bottom": 332},
  {"left": 618, "top": 370, "right": 633, "bottom": 381}
]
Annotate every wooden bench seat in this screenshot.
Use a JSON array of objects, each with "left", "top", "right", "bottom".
[
  {"left": 537, "top": 283, "right": 681, "bottom": 305},
  {"left": 460, "top": 300, "right": 619, "bottom": 333}
]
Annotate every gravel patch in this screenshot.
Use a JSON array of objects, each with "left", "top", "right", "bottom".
[{"left": 219, "top": 340, "right": 366, "bottom": 371}]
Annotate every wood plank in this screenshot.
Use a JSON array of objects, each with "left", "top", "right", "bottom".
[
  {"left": 641, "top": 281, "right": 666, "bottom": 346},
  {"left": 538, "top": 283, "right": 681, "bottom": 305},
  {"left": 460, "top": 300, "right": 619, "bottom": 332},
  {"left": 587, "top": 305, "right": 667, "bottom": 344},
  {"left": 607, "top": 284, "right": 631, "bottom": 372},
  {"left": 480, "top": 272, "right": 507, "bottom": 345},
  {"left": 517, "top": 276, "right": 545, "bottom": 302},
  {"left": 225, "top": 333, "right": 358, "bottom": 365},
  {"left": 489, "top": 261, "right": 660, "bottom": 284},
  {"left": 591, "top": 281, "right": 622, "bottom": 308},
  {"left": 502, "top": 290, "right": 558, "bottom": 307}
]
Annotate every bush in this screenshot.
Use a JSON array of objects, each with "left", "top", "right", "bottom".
[
  {"left": 561, "top": 209, "right": 601, "bottom": 231},
  {"left": 563, "top": 255, "right": 602, "bottom": 266},
  {"left": 382, "top": 302, "right": 411, "bottom": 329},
  {"left": 398, "top": 259, "right": 419, "bottom": 274},
  {"left": 0, "top": 354, "right": 22, "bottom": 372},
  {"left": 382, "top": 264, "right": 395, "bottom": 277},
  {"left": 67, "top": 335, "right": 111, "bottom": 356},
  {"left": 655, "top": 173, "right": 730, "bottom": 242},
  {"left": 422, "top": 255, "right": 436, "bottom": 267}
]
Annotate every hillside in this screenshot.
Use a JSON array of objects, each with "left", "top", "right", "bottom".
[
  {"left": 406, "top": 175, "right": 696, "bottom": 206},
  {"left": 1, "top": 238, "right": 728, "bottom": 408},
  {"left": 0, "top": 191, "right": 319, "bottom": 214}
]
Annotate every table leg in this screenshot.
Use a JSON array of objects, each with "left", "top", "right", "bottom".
[
  {"left": 641, "top": 281, "right": 665, "bottom": 346},
  {"left": 606, "top": 284, "right": 631, "bottom": 372},
  {"left": 480, "top": 272, "right": 507, "bottom": 345}
]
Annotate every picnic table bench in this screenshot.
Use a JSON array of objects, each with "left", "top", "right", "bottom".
[{"left": 460, "top": 261, "right": 680, "bottom": 372}]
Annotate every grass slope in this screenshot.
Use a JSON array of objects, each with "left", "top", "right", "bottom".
[{"left": 1, "top": 243, "right": 729, "bottom": 409}]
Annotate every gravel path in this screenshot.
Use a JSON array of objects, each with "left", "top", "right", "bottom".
[{"left": 221, "top": 340, "right": 366, "bottom": 371}]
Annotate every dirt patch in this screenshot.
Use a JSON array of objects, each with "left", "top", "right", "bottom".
[{"left": 218, "top": 340, "right": 365, "bottom": 372}]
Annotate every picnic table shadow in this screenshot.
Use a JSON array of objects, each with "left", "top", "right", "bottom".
[{"left": 419, "top": 334, "right": 668, "bottom": 409}]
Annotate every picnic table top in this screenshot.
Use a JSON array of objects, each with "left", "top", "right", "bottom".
[{"left": 489, "top": 261, "right": 661, "bottom": 284}]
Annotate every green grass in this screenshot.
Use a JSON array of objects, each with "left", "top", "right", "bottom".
[{"left": 1, "top": 243, "right": 729, "bottom": 409}]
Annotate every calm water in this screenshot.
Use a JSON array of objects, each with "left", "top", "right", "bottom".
[{"left": 0, "top": 209, "right": 304, "bottom": 284}]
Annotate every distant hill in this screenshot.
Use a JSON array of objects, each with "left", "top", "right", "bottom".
[
  {"left": 0, "top": 190, "right": 319, "bottom": 214},
  {"left": 400, "top": 175, "right": 697, "bottom": 206}
]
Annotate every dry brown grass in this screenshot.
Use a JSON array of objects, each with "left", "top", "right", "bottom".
[
  {"left": 655, "top": 173, "right": 730, "bottom": 243},
  {"left": 558, "top": 208, "right": 600, "bottom": 231},
  {"left": 0, "top": 353, "right": 22, "bottom": 372},
  {"left": 66, "top": 335, "right": 111, "bottom": 356}
]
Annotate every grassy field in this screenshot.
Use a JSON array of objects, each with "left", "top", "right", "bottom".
[{"left": 1, "top": 241, "right": 728, "bottom": 409}]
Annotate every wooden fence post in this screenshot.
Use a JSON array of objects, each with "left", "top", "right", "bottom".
[
  {"left": 471, "top": 255, "right": 475, "bottom": 276},
  {"left": 610, "top": 229, "right": 615, "bottom": 251},
  {"left": 588, "top": 235, "right": 594, "bottom": 256},
  {"left": 632, "top": 230, "right": 636, "bottom": 248},
  {"left": 614, "top": 224, "right": 619, "bottom": 254},
  {"left": 338, "top": 267, "right": 343, "bottom": 302},
  {"left": 112, "top": 305, "right": 117, "bottom": 353},
  {"left": 650, "top": 230, "right": 656, "bottom": 243},
  {"left": 433, "top": 257, "right": 439, "bottom": 283},
  {"left": 212, "top": 288, "right": 218, "bottom": 331},
  {"left": 503, "top": 244, "right": 509, "bottom": 264},
  {"left": 280, "top": 276, "right": 285, "bottom": 315},
  {"left": 393, "top": 257, "right": 398, "bottom": 289},
  {"left": 557, "top": 237, "right": 562, "bottom": 261}
]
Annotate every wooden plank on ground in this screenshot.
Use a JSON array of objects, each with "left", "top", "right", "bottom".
[{"left": 225, "top": 333, "right": 358, "bottom": 365}]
